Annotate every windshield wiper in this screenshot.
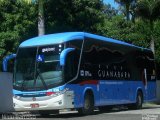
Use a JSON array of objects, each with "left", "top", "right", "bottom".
[
  {"left": 21, "top": 72, "right": 34, "bottom": 91},
  {"left": 36, "top": 69, "right": 48, "bottom": 90}
]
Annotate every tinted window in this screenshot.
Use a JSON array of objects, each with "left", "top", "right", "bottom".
[
  {"left": 65, "top": 40, "right": 83, "bottom": 82},
  {"left": 80, "top": 38, "right": 131, "bottom": 80}
]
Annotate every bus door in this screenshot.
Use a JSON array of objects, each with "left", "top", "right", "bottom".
[
  {"left": 142, "top": 68, "right": 148, "bottom": 100},
  {"left": 138, "top": 52, "right": 156, "bottom": 101},
  {"left": 143, "top": 68, "right": 156, "bottom": 100}
]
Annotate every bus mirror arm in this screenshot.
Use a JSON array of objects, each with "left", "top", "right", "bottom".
[
  {"left": 60, "top": 48, "right": 75, "bottom": 66},
  {"left": 3, "top": 54, "right": 16, "bottom": 72}
]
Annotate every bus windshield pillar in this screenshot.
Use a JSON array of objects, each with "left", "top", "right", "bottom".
[{"left": 60, "top": 48, "right": 75, "bottom": 66}]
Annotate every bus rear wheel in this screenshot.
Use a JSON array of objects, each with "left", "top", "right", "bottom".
[
  {"left": 135, "top": 91, "right": 143, "bottom": 109},
  {"left": 128, "top": 91, "right": 143, "bottom": 110},
  {"left": 78, "top": 92, "right": 94, "bottom": 115}
]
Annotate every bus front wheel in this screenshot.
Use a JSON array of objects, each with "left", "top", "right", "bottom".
[{"left": 78, "top": 92, "right": 94, "bottom": 115}]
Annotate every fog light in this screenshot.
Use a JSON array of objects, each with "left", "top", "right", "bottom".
[{"left": 59, "top": 100, "right": 62, "bottom": 105}]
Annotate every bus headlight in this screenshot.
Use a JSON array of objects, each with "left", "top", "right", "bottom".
[{"left": 13, "top": 95, "right": 21, "bottom": 100}]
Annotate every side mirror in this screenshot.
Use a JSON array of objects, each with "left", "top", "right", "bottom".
[
  {"left": 60, "top": 48, "right": 75, "bottom": 66},
  {"left": 3, "top": 54, "right": 16, "bottom": 72}
]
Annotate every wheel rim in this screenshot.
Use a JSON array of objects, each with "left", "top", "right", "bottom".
[
  {"left": 137, "top": 94, "right": 142, "bottom": 107},
  {"left": 84, "top": 95, "right": 91, "bottom": 109}
]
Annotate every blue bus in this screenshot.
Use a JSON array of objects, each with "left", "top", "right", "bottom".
[{"left": 6, "top": 32, "right": 156, "bottom": 115}]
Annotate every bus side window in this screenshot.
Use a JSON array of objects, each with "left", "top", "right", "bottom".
[
  {"left": 136, "top": 56, "right": 146, "bottom": 68},
  {"left": 65, "top": 50, "right": 79, "bottom": 81},
  {"left": 136, "top": 55, "right": 155, "bottom": 77}
]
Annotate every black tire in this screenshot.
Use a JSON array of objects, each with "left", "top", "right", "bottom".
[
  {"left": 128, "top": 91, "right": 143, "bottom": 110},
  {"left": 78, "top": 92, "right": 94, "bottom": 115},
  {"left": 99, "top": 106, "right": 113, "bottom": 113},
  {"left": 135, "top": 91, "right": 143, "bottom": 109}
]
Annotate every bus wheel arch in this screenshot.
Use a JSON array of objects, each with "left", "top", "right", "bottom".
[
  {"left": 78, "top": 89, "right": 95, "bottom": 115},
  {"left": 128, "top": 89, "right": 143, "bottom": 110}
]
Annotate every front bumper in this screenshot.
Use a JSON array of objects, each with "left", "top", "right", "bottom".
[{"left": 13, "top": 91, "right": 74, "bottom": 111}]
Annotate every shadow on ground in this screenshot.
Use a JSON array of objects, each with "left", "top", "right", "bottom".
[{"left": 0, "top": 105, "right": 159, "bottom": 119}]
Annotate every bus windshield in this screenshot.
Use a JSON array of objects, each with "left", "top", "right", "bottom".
[{"left": 13, "top": 44, "right": 64, "bottom": 91}]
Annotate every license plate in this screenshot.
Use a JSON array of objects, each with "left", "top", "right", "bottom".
[{"left": 30, "top": 103, "right": 39, "bottom": 108}]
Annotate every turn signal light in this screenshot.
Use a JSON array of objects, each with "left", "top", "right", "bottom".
[{"left": 46, "top": 92, "right": 55, "bottom": 96}]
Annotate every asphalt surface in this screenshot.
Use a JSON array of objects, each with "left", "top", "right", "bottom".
[{"left": 1, "top": 103, "right": 160, "bottom": 120}]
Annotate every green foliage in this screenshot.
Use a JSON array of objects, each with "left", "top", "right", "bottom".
[
  {"left": 45, "top": 0, "right": 104, "bottom": 34},
  {"left": 136, "top": 0, "right": 160, "bottom": 22},
  {"left": 115, "top": 0, "right": 135, "bottom": 20},
  {"left": 98, "top": 14, "right": 157, "bottom": 57},
  {"left": 0, "top": 0, "right": 37, "bottom": 70},
  {"left": 135, "top": 0, "right": 160, "bottom": 54},
  {"left": 103, "top": 4, "right": 118, "bottom": 19},
  {"left": 153, "top": 21, "right": 160, "bottom": 62}
]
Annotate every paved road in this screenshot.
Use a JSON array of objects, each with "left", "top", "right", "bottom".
[{"left": 1, "top": 104, "right": 160, "bottom": 120}]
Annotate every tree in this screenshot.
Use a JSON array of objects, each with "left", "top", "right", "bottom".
[
  {"left": 136, "top": 0, "right": 160, "bottom": 54},
  {"left": 102, "top": 15, "right": 149, "bottom": 47},
  {"left": 115, "top": 0, "right": 135, "bottom": 20},
  {"left": 0, "top": 0, "right": 37, "bottom": 70},
  {"left": 45, "top": 0, "right": 105, "bottom": 34},
  {"left": 103, "top": 4, "right": 118, "bottom": 19},
  {"left": 17, "top": 0, "right": 45, "bottom": 36}
]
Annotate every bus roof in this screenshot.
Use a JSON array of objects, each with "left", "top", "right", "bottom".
[{"left": 19, "top": 32, "right": 149, "bottom": 50}]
